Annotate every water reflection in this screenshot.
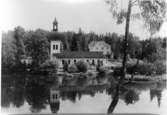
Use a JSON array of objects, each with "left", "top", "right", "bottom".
[{"left": 1, "top": 74, "right": 166, "bottom": 113}]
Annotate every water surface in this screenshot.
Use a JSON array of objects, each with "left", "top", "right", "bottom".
[{"left": 1, "top": 74, "right": 167, "bottom": 114}]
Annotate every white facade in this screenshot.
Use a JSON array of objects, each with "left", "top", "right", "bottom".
[
  {"left": 88, "top": 41, "right": 111, "bottom": 55},
  {"left": 50, "top": 89, "right": 60, "bottom": 103},
  {"left": 50, "top": 41, "right": 62, "bottom": 60},
  {"left": 52, "top": 58, "right": 107, "bottom": 68},
  {"left": 50, "top": 40, "right": 107, "bottom": 69}
]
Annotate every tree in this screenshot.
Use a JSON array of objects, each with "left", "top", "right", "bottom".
[
  {"left": 106, "top": 0, "right": 166, "bottom": 113},
  {"left": 2, "top": 27, "right": 26, "bottom": 73},
  {"left": 76, "top": 61, "right": 88, "bottom": 73},
  {"left": 13, "top": 26, "right": 26, "bottom": 65},
  {"left": 106, "top": 0, "right": 166, "bottom": 81},
  {"left": 26, "top": 30, "right": 49, "bottom": 69},
  {"left": 70, "top": 33, "right": 79, "bottom": 51},
  {"left": 141, "top": 38, "right": 166, "bottom": 62}
]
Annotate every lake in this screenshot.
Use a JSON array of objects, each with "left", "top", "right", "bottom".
[{"left": 1, "top": 74, "right": 167, "bottom": 114}]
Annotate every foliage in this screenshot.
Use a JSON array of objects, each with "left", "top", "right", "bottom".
[
  {"left": 13, "top": 26, "right": 26, "bottom": 63},
  {"left": 68, "top": 64, "right": 78, "bottom": 73},
  {"left": 124, "top": 89, "right": 139, "bottom": 105},
  {"left": 40, "top": 60, "right": 59, "bottom": 73},
  {"left": 2, "top": 27, "right": 27, "bottom": 73},
  {"left": 154, "top": 61, "right": 166, "bottom": 75},
  {"left": 141, "top": 38, "right": 166, "bottom": 62},
  {"left": 26, "top": 30, "right": 50, "bottom": 69},
  {"left": 127, "top": 62, "right": 156, "bottom": 75},
  {"left": 97, "top": 67, "right": 106, "bottom": 77},
  {"left": 63, "top": 61, "right": 68, "bottom": 72},
  {"left": 2, "top": 26, "right": 166, "bottom": 74},
  {"left": 75, "top": 61, "right": 88, "bottom": 73}
]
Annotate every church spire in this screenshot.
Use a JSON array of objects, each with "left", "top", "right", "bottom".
[{"left": 53, "top": 18, "right": 58, "bottom": 31}]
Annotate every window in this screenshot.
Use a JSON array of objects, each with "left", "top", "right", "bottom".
[
  {"left": 68, "top": 60, "right": 71, "bottom": 64},
  {"left": 53, "top": 45, "right": 56, "bottom": 50},
  {"left": 62, "top": 60, "right": 65, "bottom": 64},
  {"left": 92, "top": 60, "right": 95, "bottom": 65},
  {"left": 52, "top": 94, "right": 56, "bottom": 99},
  {"left": 56, "top": 45, "right": 58, "bottom": 50},
  {"left": 74, "top": 60, "right": 76, "bottom": 63},
  {"left": 52, "top": 94, "right": 58, "bottom": 99}
]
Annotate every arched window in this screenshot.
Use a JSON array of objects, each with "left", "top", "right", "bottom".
[
  {"left": 74, "top": 60, "right": 76, "bottom": 63},
  {"left": 53, "top": 45, "right": 56, "bottom": 50},
  {"left": 56, "top": 45, "right": 58, "bottom": 50},
  {"left": 68, "top": 60, "right": 71, "bottom": 64},
  {"left": 92, "top": 60, "right": 95, "bottom": 65},
  {"left": 62, "top": 60, "right": 65, "bottom": 64}
]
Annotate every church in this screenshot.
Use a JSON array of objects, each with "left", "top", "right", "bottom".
[{"left": 49, "top": 18, "right": 110, "bottom": 68}]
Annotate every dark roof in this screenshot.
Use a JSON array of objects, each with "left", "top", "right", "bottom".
[
  {"left": 53, "top": 51, "right": 105, "bottom": 58},
  {"left": 47, "top": 31, "right": 65, "bottom": 41}
]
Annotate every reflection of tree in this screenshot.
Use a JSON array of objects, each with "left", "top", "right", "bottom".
[
  {"left": 107, "top": 81, "right": 140, "bottom": 113},
  {"left": 1, "top": 87, "right": 12, "bottom": 108},
  {"left": 150, "top": 89, "right": 162, "bottom": 107},
  {"left": 1, "top": 77, "right": 25, "bottom": 108},
  {"left": 149, "top": 81, "right": 165, "bottom": 107},
  {"left": 25, "top": 79, "right": 49, "bottom": 113},
  {"left": 11, "top": 78, "right": 25, "bottom": 108},
  {"left": 76, "top": 77, "right": 87, "bottom": 87},
  {"left": 50, "top": 102, "right": 60, "bottom": 113},
  {"left": 60, "top": 91, "right": 77, "bottom": 103},
  {"left": 124, "top": 89, "right": 139, "bottom": 105},
  {"left": 107, "top": 85, "right": 120, "bottom": 113}
]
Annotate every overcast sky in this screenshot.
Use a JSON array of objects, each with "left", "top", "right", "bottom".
[{"left": 0, "top": 0, "right": 167, "bottom": 39}]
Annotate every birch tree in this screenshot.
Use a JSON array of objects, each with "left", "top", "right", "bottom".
[
  {"left": 106, "top": 0, "right": 166, "bottom": 113},
  {"left": 106, "top": 0, "right": 166, "bottom": 82}
]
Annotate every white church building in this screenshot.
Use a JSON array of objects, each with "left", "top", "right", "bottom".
[{"left": 49, "top": 18, "right": 109, "bottom": 68}]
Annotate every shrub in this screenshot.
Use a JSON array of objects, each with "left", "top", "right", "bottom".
[
  {"left": 154, "top": 61, "right": 166, "bottom": 75},
  {"left": 76, "top": 61, "right": 88, "bottom": 73},
  {"left": 63, "top": 61, "right": 68, "bottom": 72},
  {"left": 97, "top": 66, "right": 106, "bottom": 77},
  {"left": 68, "top": 64, "right": 78, "bottom": 73},
  {"left": 40, "top": 60, "right": 59, "bottom": 73},
  {"left": 126, "top": 62, "right": 156, "bottom": 75}
]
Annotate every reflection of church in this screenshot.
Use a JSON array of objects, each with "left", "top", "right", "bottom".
[
  {"left": 49, "top": 87, "right": 60, "bottom": 113},
  {"left": 150, "top": 89, "right": 162, "bottom": 107}
]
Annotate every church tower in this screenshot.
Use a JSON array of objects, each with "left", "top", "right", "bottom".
[{"left": 53, "top": 18, "right": 58, "bottom": 31}]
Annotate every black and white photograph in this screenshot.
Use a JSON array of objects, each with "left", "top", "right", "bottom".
[{"left": 1, "top": 0, "right": 167, "bottom": 114}]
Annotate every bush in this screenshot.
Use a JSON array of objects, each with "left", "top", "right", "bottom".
[
  {"left": 76, "top": 61, "right": 88, "bottom": 73},
  {"left": 154, "top": 61, "right": 166, "bottom": 75},
  {"left": 63, "top": 61, "right": 68, "bottom": 72},
  {"left": 40, "top": 60, "right": 59, "bottom": 73},
  {"left": 97, "top": 66, "right": 106, "bottom": 77},
  {"left": 68, "top": 64, "right": 78, "bottom": 73},
  {"left": 126, "top": 62, "right": 156, "bottom": 75}
]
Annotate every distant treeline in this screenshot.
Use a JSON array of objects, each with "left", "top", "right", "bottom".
[{"left": 2, "top": 26, "right": 166, "bottom": 74}]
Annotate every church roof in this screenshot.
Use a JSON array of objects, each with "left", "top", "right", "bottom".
[
  {"left": 53, "top": 51, "right": 105, "bottom": 58},
  {"left": 47, "top": 31, "right": 65, "bottom": 41}
]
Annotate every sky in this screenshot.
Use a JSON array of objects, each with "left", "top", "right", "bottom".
[{"left": 0, "top": 0, "right": 167, "bottom": 39}]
